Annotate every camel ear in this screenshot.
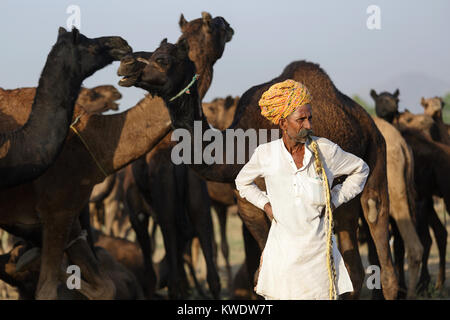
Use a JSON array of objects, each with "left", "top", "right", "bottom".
[
  {"left": 58, "top": 27, "right": 67, "bottom": 38},
  {"left": 224, "top": 96, "right": 234, "bottom": 109},
  {"left": 420, "top": 97, "right": 426, "bottom": 108},
  {"left": 202, "top": 11, "right": 212, "bottom": 31},
  {"left": 179, "top": 14, "right": 188, "bottom": 30},
  {"left": 394, "top": 89, "right": 400, "bottom": 98},
  {"left": 370, "top": 89, "right": 378, "bottom": 100},
  {"left": 160, "top": 38, "right": 168, "bottom": 47},
  {"left": 177, "top": 38, "right": 189, "bottom": 59},
  {"left": 71, "top": 27, "right": 80, "bottom": 44}
]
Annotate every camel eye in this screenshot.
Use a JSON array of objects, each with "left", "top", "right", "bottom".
[{"left": 156, "top": 57, "right": 169, "bottom": 66}]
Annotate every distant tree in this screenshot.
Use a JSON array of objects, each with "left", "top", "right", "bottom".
[
  {"left": 353, "top": 95, "right": 375, "bottom": 115},
  {"left": 442, "top": 92, "right": 450, "bottom": 124}
]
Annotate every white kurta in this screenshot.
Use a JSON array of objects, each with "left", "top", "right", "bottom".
[{"left": 235, "top": 136, "right": 370, "bottom": 300}]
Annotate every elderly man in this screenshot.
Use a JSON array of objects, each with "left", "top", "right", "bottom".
[{"left": 235, "top": 80, "right": 370, "bottom": 300}]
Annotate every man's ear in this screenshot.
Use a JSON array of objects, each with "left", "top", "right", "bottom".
[{"left": 279, "top": 118, "right": 287, "bottom": 131}]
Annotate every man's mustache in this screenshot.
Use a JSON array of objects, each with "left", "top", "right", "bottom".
[{"left": 296, "top": 128, "right": 314, "bottom": 139}]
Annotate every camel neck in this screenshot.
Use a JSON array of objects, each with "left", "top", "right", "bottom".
[
  {"left": 78, "top": 95, "right": 173, "bottom": 176},
  {"left": 0, "top": 43, "right": 83, "bottom": 187},
  {"left": 27, "top": 55, "right": 81, "bottom": 133},
  {"left": 195, "top": 64, "right": 213, "bottom": 100}
]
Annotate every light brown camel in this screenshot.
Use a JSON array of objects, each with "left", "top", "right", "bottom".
[
  {"left": 372, "top": 90, "right": 449, "bottom": 293},
  {"left": 120, "top": 12, "right": 234, "bottom": 299},
  {"left": 420, "top": 96, "right": 450, "bottom": 144},
  {"left": 1, "top": 85, "right": 122, "bottom": 129},
  {"left": 118, "top": 39, "right": 398, "bottom": 299},
  {"left": 0, "top": 28, "right": 130, "bottom": 189},
  {"left": 77, "top": 85, "right": 122, "bottom": 114},
  {"left": 372, "top": 117, "right": 423, "bottom": 298}
]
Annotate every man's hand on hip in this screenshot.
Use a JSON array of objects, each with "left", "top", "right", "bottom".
[{"left": 264, "top": 202, "right": 276, "bottom": 222}]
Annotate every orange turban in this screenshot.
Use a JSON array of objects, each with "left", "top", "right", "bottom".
[{"left": 259, "top": 79, "right": 312, "bottom": 125}]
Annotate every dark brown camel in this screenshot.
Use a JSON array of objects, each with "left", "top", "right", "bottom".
[
  {"left": 0, "top": 28, "right": 202, "bottom": 299},
  {"left": 371, "top": 90, "right": 449, "bottom": 293},
  {"left": 0, "top": 240, "right": 145, "bottom": 300},
  {"left": 201, "top": 96, "right": 240, "bottom": 292},
  {"left": 120, "top": 12, "right": 233, "bottom": 299},
  {"left": 0, "top": 28, "right": 130, "bottom": 189},
  {"left": 118, "top": 39, "right": 398, "bottom": 299}
]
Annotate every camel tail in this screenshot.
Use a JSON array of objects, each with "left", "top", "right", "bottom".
[{"left": 402, "top": 141, "right": 418, "bottom": 224}]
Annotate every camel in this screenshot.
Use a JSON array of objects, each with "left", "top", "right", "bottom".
[
  {"left": 1, "top": 85, "right": 122, "bottom": 129},
  {"left": 0, "top": 241, "right": 145, "bottom": 300},
  {"left": 0, "top": 28, "right": 130, "bottom": 189},
  {"left": 0, "top": 26, "right": 202, "bottom": 299},
  {"left": 118, "top": 39, "right": 398, "bottom": 299},
  {"left": 196, "top": 96, "right": 239, "bottom": 292},
  {"left": 420, "top": 96, "right": 450, "bottom": 144},
  {"left": 371, "top": 90, "right": 449, "bottom": 293},
  {"left": 120, "top": 12, "right": 234, "bottom": 299},
  {"left": 371, "top": 117, "right": 423, "bottom": 298},
  {"left": 77, "top": 85, "right": 122, "bottom": 115}
]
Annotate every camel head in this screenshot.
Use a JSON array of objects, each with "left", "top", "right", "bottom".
[
  {"left": 203, "top": 96, "right": 239, "bottom": 130},
  {"left": 420, "top": 96, "right": 444, "bottom": 119},
  {"left": 77, "top": 85, "right": 122, "bottom": 114},
  {"left": 178, "top": 12, "right": 234, "bottom": 64},
  {"left": 118, "top": 39, "right": 197, "bottom": 101},
  {"left": 370, "top": 89, "right": 400, "bottom": 123},
  {"left": 55, "top": 27, "right": 132, "bottom": 80},
  {"left": 395, "top": 109, "right": 435, "bottom": 138}
]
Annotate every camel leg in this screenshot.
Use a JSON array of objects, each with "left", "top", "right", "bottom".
[
  {"left": 64, "top": 220, "right": 115, "bottom": 300},
  {"left": 183, "top": 247, "right": 206, "bottom": 298},
  {"left": 390, "top": 219, "right": 407, "bottom": 299},
  {"left": 186, "top": 169, "right": 221, "bottom": 299},
  {"left": 213, "top": 201, "right": 232, "bottom": 293},
  {"left": 242, "top": 222, "right": 262, "bottom": 297},
  {"left": 334, "top": 199, "right": 365, "bottom": 300},
  {"left": 35, "top": 208, "right": 77, "bottom": 300},
  {"left": 360, "top": 190, "right": 398, "bottom": 300},
  {"left": 361, "top": 216, "right": 384, "bottom": 299},
  {"left": 416, "top": 199, "right": 432, "bottom": 294},
  {"left": 124, "top": 185, "right": 156, "bottom": 298},
  {"left": 388, "top": 193, "right": 423, "bottom": 299},
  {"left": 427, "top": 200, "right": 447, "bottom": 290},
  {"left": 149, "top": 171, "right": 188, "bottom": 299}
]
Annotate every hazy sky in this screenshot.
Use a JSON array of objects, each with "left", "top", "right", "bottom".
[{"left": 1, "top": 0, "right": 449, "bottom": 113}]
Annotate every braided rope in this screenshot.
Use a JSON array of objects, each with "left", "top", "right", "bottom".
[
  {"left": 70, "top": 115, "right": 109, "bottom": 178},
  {"left": 309, "top": 137, "right": 337, "bottom": 300}
]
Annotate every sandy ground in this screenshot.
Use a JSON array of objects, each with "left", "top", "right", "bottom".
[{"left": 1, "top": 201, "right": 449, "bottom": 300}]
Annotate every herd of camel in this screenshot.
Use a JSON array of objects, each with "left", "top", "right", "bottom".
[{"left": 0, "top": 12, "right": 448, "bottom": 300}]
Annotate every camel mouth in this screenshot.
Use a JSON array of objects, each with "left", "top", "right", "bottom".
[
  {"left": 109, "top": 47, "right": 133, "bottom": 61},
  {"left": 118, "top": 75, "right": 139, "bottom": 87}
]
